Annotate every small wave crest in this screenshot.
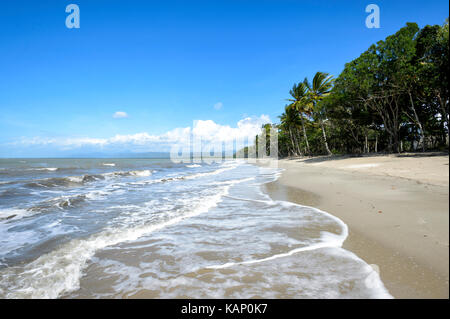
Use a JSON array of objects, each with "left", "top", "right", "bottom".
[
  {"left": 0, "top": 208, "right": 31, "bottom": 221},
  {"left": 29, "top": 168, "right": 58, "bottom": 172},
  {"left": 104, "top": 169, "right": 154, "bottom": 178},
  {"left": 24, "top": 169, "right": 154, "bottom": 189},
  {"left": 25, "top": 174, "right": 105, "bottom": 189},
  {"left": 0, "top": 184, "right": 231, "bottom": 298}
]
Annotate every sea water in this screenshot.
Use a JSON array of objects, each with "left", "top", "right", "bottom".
[{"left": 0, "top": 158, "right": 391, "bottom": 298}]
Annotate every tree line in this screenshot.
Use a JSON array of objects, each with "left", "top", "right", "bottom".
[{"left": 258, "top": 20, "right": 449, "bottom": 157}]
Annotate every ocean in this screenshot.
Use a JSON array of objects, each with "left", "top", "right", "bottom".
[{"left": 0, "top": 158, "right": 391, "bottom": 298}]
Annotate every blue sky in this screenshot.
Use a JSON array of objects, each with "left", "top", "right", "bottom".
[{"left": 0, "top": 0, "right": 448, "bottom": 157}]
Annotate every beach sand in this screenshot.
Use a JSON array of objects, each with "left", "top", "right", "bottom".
[{"left": 261, "top": 153, "right": 449, "bottom": 299}]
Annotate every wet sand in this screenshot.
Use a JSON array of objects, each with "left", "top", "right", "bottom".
[{"left": 261, "top": 153, "right": 449, "bottom": 299}]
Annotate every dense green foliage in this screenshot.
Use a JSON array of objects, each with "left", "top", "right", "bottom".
[{"left": 262, "top": 20, "right": 449, "bottom": 157}]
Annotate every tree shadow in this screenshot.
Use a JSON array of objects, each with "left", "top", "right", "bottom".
[
  {"left": 284, "top": 151, "right": 448, "bottom": 164},
  {"left": 395, "top": 151, "right": 449, "bottom": 158}
]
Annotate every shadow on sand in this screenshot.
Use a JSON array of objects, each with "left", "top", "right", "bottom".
[{"left": 282, "top": 151, "right": 449, "bottom": 165}]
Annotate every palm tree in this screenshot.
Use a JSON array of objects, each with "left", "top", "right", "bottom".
[
  {"left": 305, "top": 72, "right": 335, "bottom": 155},
  {"left": 279, "top": 106, "right": 303, "bottom": 156},
  {"left": 287, "top": 82, "right": 311, "bottom": 155}
]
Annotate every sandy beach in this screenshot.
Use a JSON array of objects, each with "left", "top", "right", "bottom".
[{"left": 261, "top": 153, "right": 449, "bottom": 299}]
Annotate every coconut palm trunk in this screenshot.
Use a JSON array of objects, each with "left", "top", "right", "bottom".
[
  {"left": 305, "top": 72, "right": 335, "bottom": 156},
  {"left": 299, "top": 115, "right": 311, "bottom": 155},
  {"left": 286, "top": 81, "right": 311, "bottom": 156},
  {"left": 319, "top": 118, "right": 332, "bottom": 155}
]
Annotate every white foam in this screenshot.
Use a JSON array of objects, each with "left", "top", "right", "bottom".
[
  {"left": 186, "top": 164, "right": 201, "bottom": 168},
  {"left": 209, "top": 177, "right": 255, "bottom": 186},
  {"left": 0, "top": 160, "right": 393, "bottom": 299},
  {"left": 207, "top": 201, "right": 348, "bottom": 269},
  {"left": 204, "top": 164, "right": 392, "bottom": 298},
  {"left": 0, "top": 208, "right": 31, "bottom": 221},
  {"left": 0, "top": 186, "right": 231, "bottom": 299},
  {"left": 84, "top": 190, "right": 111, "bottom": 201},
  {"left": 184, "top": 165, "right": 238, "bottom": 180},
  {"left": 67, "top": 176, "right": 84, "bottom": 183},
  {"left": 223, "top": 195, "right": 275, "bottom": 205},
  {"left": 103, "top": 169, "right": 153, "bottom": 179},
  {"left": 133, "top": 164, "right": 241, "bottom": 186},
  {"left": 102, "top": 163, "right": 116, "bottom": 167},
  {"left": 129, "top": 170, "right": 152, "bottom": 177}
]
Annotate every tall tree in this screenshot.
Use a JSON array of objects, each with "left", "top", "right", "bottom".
[
  {"left": 414, "top": 20, "right": 449, "bottom": 146},
  {"left": 279, "top": 106, "right": 303, "bottom": 156},
  {"left": 271, "top": 20, "right": 449, "bottom": 158},
  {"left": 305, "top": 72, "right": 335, "bottom": 155},
  {"left": 287, "top": 82, "right": 311, "bottom": 155}
]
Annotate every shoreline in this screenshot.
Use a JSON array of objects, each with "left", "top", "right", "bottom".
[{"left": 259, "top": 154, "right": 449, "bottom": 298}]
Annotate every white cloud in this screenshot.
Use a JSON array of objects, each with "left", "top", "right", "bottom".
[
  {"left": 13, "top": 115, "right": 271, "bottom": 152},
  {"left": 213, "top": 102, "right": 223, "bottom": 110},
  {"left": 113, "top": 111, "right": 128, "bottom": 118}
]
